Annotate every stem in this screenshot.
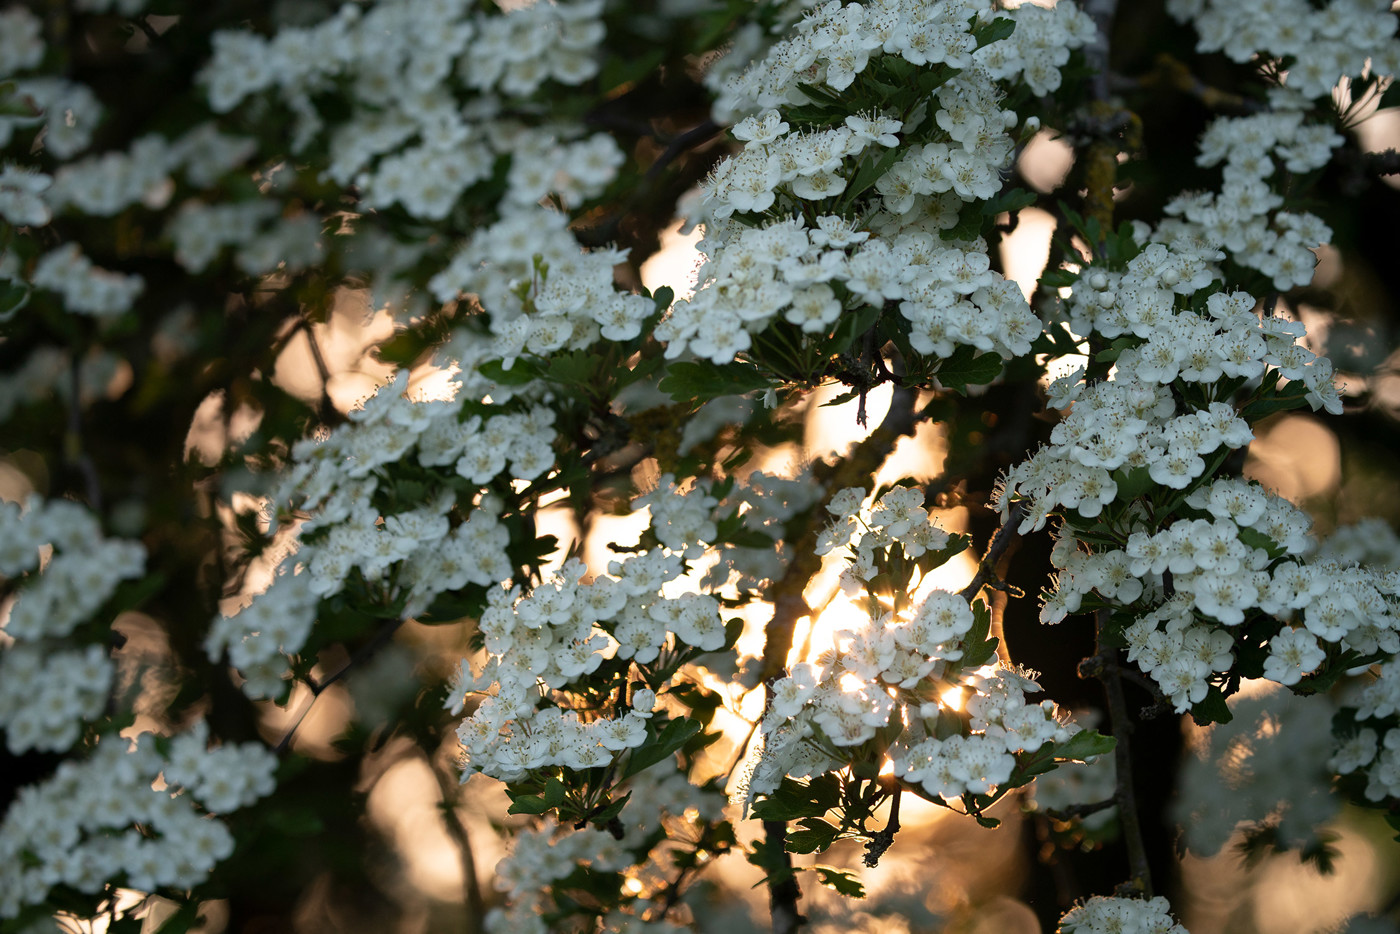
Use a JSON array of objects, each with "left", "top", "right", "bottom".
[
  {"left": 763, "top": 819, "right": 804, "bottom": 934},
  {"left": 958, "top": 501, "right": 1026, "bottom": 603},
  {"left": 1092, "top": 609, "right": 1152, "bottom": 897}
]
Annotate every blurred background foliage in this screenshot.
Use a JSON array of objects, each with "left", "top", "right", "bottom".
[{"left": 3, "top": 0, "right": 1400, "bottom": 932}]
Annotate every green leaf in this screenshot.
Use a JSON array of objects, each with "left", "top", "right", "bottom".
[
  {"left": 544, "top": 777, "right": 568, "bottom": 808},
  {"left": 842, "top": 146, "right": 903, "bottom": 205},
  {"left": 941, "top": 202, "right": 986, "bottom": 242},
  {"left": 812, "top": 865, "right": 866, "bottom": 898},
  {"left": 785, "top": 817, "right": 841, "bottom": 854},
  {"left": 506, "top": 791, "right": 551, "bottom": 816},
  {"left": 1039, "top": 267, "right": 1080, "bottom": 289},
  {"left": 1189, "top": 684, "right": 1234, "bottom": 726},
  {"left": 0, "top": 282, "right": 30, "bottom": 320},
  {"left": 934, "top": 345, "right": 1003, "bottom": 394},
  {"left": 1235, "top": 526, "right": 1284, "bottom": 559},
  {"left": 1054, "top": 729, "right": 1116, "bottom": 762},
  {"left": 1239, "top": 377, "right": 1310, "bottom": 420},
  {"left": 544, "top": 350, "right": 604, "bottom": 389},
  {"left": 984, "top": 187, "right": 1037, "bottom": 217},
  {"left": 958, "top": 599, "right": 999, "bottom": 668},
  {"left": 658, "top": 360, "right": 771, "bottom": 409},
  {"left": 751, "top": 775, "right": 841, "bottom": 821},
  {"left": 913, "top": 532, "right": 972, "bottom": 576},
  {"left": 824, "top": 302, "right": 882, "bottom": 357},
  {"left": 972, "top": 16, "right": 1015, "bottom": 49},
  {"left": 1111, "top": 466, "right": 1154, "bottom": 501},
  {"left": 478, "top": 357, "right": 543, "bottom": 386},
  {"left": 622, "top": 717, "right": 703, "bottom": 778},
  {"left": 589, "top": 791, "right": 632, "bottom": 826}
]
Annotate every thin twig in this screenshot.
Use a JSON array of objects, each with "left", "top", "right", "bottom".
[
  {"left": 67, "top": 355, "right": 103, "bottom": 511},
  {"left": 430, "top": 751, "right": 486, "bottom": 932},
  {"left": 275, "top": 617, "right": 406, "bottom": 753},
  {"left": 959, "top": 501, "right": 1026, "bottom": 603},
  {"left": 645, "top": 120, "right": 723, "bottom": 181},
  {"left": 300, "top": 320, "right": 338, "bottom": 422},
  {"left": 1045, "top": 798, "right": 1117, "bottom": 822}
]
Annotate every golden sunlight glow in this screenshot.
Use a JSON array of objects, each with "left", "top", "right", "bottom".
[
  {"left": 940, "top": 686, "right": 966, "bottom": 711},
  {"left": 640, "top": 217, "right": 703, "bottom": 301},
  {"left": 624, "top": 877, "right": 645, "bottom": 895},
  {"left": 839, "top": 672, "right": 866, "bottom": 693}
]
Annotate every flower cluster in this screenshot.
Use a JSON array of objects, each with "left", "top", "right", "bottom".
[
  {"left": 451, "top": 489, "right": 730, "bottom": 782},
  {"left": 208, "top": 364, "right": 562, "bottom": 697},
  {"left": 0, "top": 497, "right": 145, "bottom": 753},
  {"left": 203, "top": 0, "right": 615, "bottom": 220},
  {"left": 1156, "top": 111, "right": 1338, "bottom": 292},
  {"left": 1167, "top": 0, "right": 1400, "bottom": 100},
  {"left": 430, "top": 208, "right": 654, "bottom": 369},
  {"left": 487, "top": 762, "right": 728, "bottom": 934},
  {"left": 1058, "top": 896, "right": 1188, "bottom": 934},
  {"left": 0, "top": 727, "right": 276, "bottom": 919},
  {"left": 749, "top": 486, "right": 1095, "bottom": 809},
  {"left": 1173, "top": 688, "right": 1338, "bottom": 857},
  {"left": 664, "top": 0, "right": 1057, "bottom": 370}
]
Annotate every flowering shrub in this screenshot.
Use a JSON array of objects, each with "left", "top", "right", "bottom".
[{"left": 3, "top": 0, "right": 1400, "bottom": 932}]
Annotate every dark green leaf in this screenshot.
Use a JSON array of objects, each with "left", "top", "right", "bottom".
[
  {"left": 622, "top": 717, "right": 703, "bottom": 778},
  {"left": 972, "top": 16, "right": 1015, "bottom": 49},
  {"left": 658, "top": 360, "right": 771, "bottom": 409},
  {"left": 812, "top": 865, "right": 866, "bottom": 898},
  {"left": 506, "top": 792, "right": 551, "bottom": 815},
  {"left": 1055, "top": 729, "right": 1116, "bottom": 762},
  {"left": 785, "top": 818, "right": 841, "bottom": 854},
  {"left": 1189, "top": 685, "right": 1233, "bottom": 726},
  {"left": 842, "top": 146, "right": 903, "bottom": 204},
  {"left": 933, "top": 345, "right": 1003, "bottom": 394}
]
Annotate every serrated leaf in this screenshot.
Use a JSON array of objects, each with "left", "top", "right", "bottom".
[
  {"left": 543, "top": 777, "right": 568, "bottom": 808},
  {"left": 972, "top": 16, "right": 1015, "bottom": 49},
  {"left": 941, "top": 202, "right": 985, "bottom": 241},
  {"left": 785, "top": 818, "right": 841, "bottom": 854},
  {"left": 934, "top": 345, "right": 1003, "bottom": 394},
  {"left": 1239, "top": 378, "right": 1310, "bottom": 420},
  {"left": 812, "top": 865, "right": 866, "bottom": 898},
  {"left": 1190, "top": 684, "right": 1234, "bottom": 726},
  {"left": 658, "top": 360, "right": 771, "bottom": 409},
  {"left": 622, "top": 717, "right": 703, "bottom": 778},
  {"left": 984, "top": 187, "right": 1037, "bottom": 217},
  {"left": 1039, "top": 268, "right": 1080, "bottom": 289},
  {"left": 843, "top": 146, "right": 903, "bottom": 204},
  {"left": 1055, "top": 729, "right": 1116, "bottom": 762},
  {"left": 506, "top": 792, "right": 551, "bottom": 815},
  {"left": 589, "top": 791, "right": 632, "bottom": 826}
]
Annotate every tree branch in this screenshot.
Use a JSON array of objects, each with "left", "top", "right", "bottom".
[
  {"left": 431, "top": 752, "right": 486, "bottom": 932},
  {"left": 1085, "top": 610, "right": 1152, "bottom": 897}
]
